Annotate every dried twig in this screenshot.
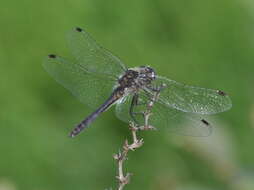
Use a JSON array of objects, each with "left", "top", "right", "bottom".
[
  {"left": 113, "top": 85, "right": 165, "bottom": 190},
  {"left": 113, "top": 122, "right": 143, "bottom": 190}
]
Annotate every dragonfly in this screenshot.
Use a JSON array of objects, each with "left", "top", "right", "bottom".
[{"left": 43, "top": 27, "right": 232, "bottom": 138}]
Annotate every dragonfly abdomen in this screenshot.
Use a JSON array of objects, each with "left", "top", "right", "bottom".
[{"left": 69, "top": 89, "right": 124, "bottom": 137}]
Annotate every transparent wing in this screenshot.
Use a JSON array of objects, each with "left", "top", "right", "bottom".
[
  {"left": 150, "top": 76, "right": 232, "bottom": 115},
  {"left": 67, "top": 27, "right": 127, "bottom": 78},
  {"left": 43, "top": 55, "right": 117, "bottom": 109},
  {"left": 115, "top": 91, "right": 212, "bottom": 137}
]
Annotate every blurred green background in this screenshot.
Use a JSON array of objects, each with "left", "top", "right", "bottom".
[{"left": 1, "top": 0, "right": 254, "bottom": 190}]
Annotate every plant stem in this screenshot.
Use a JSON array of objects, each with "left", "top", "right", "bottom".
[{"left": 113, "top": 84, "right": 165, "bottom": 190}]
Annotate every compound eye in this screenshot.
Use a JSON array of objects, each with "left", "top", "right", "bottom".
[{"left": 145, "top": 68, "right": 150, "bottom": 72}]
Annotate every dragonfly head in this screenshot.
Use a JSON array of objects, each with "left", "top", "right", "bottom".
[
  {"left": 133, "top": 66, "right": 156, "bottom": 86},
  {"left": 138, "top": 66, "right": 156, "bottom": 80}
]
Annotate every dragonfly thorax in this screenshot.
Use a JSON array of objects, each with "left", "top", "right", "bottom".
[{"left": 118, "top": 66, "right": 156, "bottom": 90}]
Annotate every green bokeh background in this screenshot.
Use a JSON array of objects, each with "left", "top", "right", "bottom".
[{"left": 1, "top": 0, "right": 254, "bottom": 190}]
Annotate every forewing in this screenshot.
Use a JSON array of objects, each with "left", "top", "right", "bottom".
[
  {"left": 150, "top": 76, "right": 232, "bottom": 114},
  {"left": 43, "top": 55, "right": 117, "bottom": 109},
  {"left": 115, "top": 91, "right": 212, "bottom": 137},
  {"left": 67, "top": 27, "right": 127, "bottom": 78}
]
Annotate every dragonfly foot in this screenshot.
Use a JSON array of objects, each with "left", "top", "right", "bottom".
[{"left": 138, "top": 125, "right": 157, "bottom": 131}]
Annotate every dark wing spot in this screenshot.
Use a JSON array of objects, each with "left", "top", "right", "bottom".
[
  {"left": 201, "top": 119, "right": 209, "bottom": 126},
  {"left": 217, "top": 90, "right": 226, "bottom": 96},
  {"left": 48, "top": 54, "right": 56, "bottom": 58},
  {"left": 75, "top": 27, "right": 83, "bottom": 32}
]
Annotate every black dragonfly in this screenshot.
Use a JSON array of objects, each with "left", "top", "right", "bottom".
[{"left": 43, "top": 27, "right": 232, "bottom": 138}]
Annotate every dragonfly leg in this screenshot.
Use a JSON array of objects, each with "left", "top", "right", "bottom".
[
  {"left": 130, "top": 85, "right": 165, "bottom": 130},
  {"left": 129, "top": 93, "right": 156, "bottom": 130},
  {"left": 129, "top": 93, "right": 149, "bottom": 124},
  {"left": 147, "top": 83, "right": 167, "bottom": 92},
  {"left": 129, "top": 93, "right": 142, "bottom": 124},
  {"left": 142, "top": 83, "right": 167, "bottom": 103}
]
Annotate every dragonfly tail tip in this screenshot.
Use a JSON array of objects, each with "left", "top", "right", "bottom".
[{"left": 69, "top": 132, "right": 76, "bottom": 138}]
